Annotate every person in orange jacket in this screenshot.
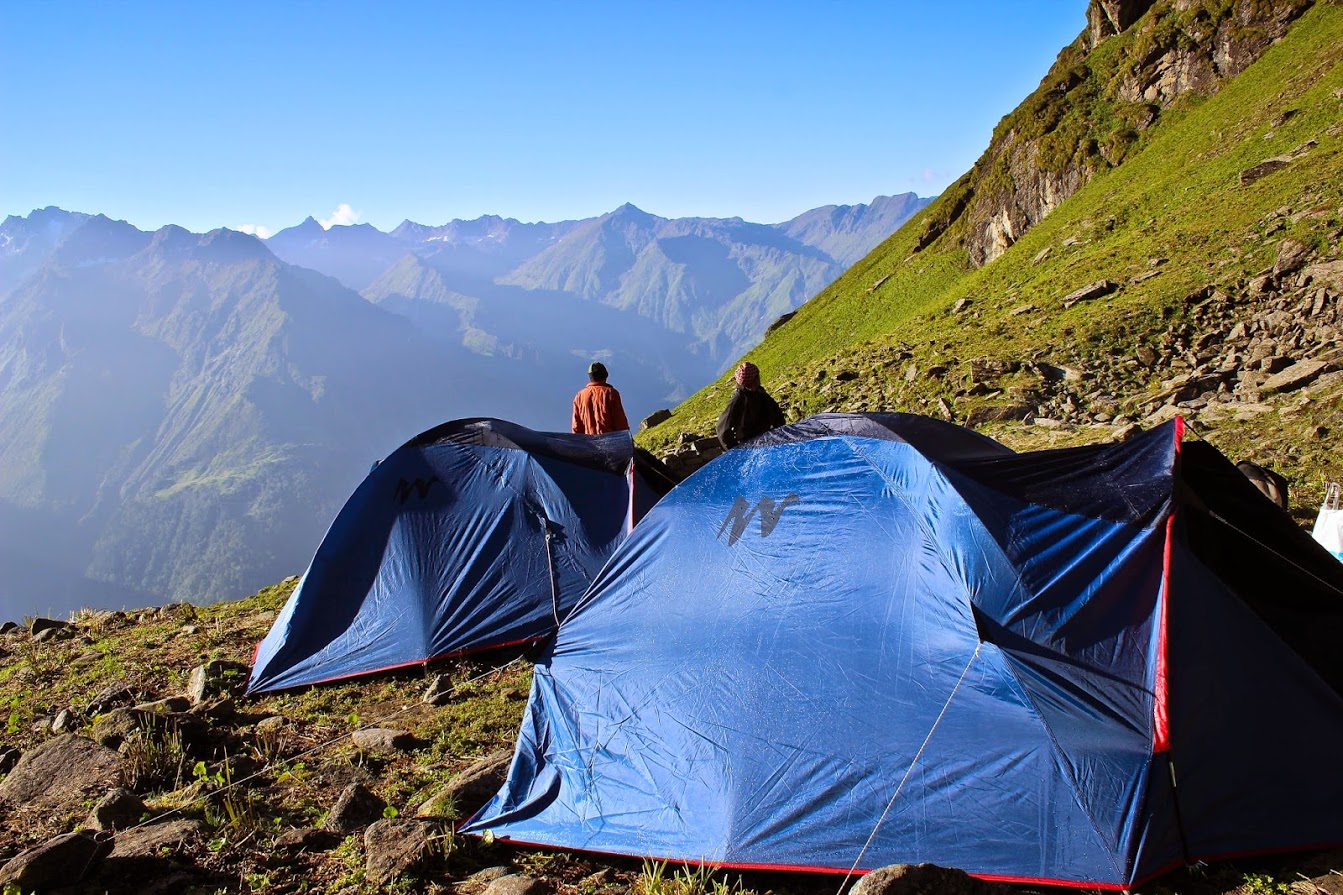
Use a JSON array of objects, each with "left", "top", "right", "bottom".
[{"left": 572, "top": 361, "right": 630, "bottom": 435}]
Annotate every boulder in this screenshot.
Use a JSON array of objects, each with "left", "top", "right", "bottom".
[
  {"left": 275, "top": 827, "right": 341, "bottom": 853},
  {"left": 1274, "top": 237, "right": 1313, "bottom": 275},
  {"left": 107, "top": 818, "right": 204, "bottom": 858},
  {"left": 1261, "top": 359, "right": 1333, "bottom": 394},
  {"left": 134, "top": 696, "right": 191, "bottom": 714},
  {"left": 90, "top": 708, "right": 148, "bottom": 748},
  {"left": 323, "top": 782, "right": 387, "bottom": 833},
  {"left": 186, "top": 659, "right": 249, "bottom": 704},
  {"left": 0, "top": 746, "right": 20, "bottom": 775},
  {"left": 1060, "top": 280, "right": 1118, "bottom": 308},
  {"left": 1302, "top": 260, "right": 1343, "bottom": 291},
  {"left": 352, "top": 728, "right": 416, "bottom": 752},
  {"left": 0, "top": 830, "right": 111, "bottom": 891},
  {"left": 0, "top": 621, "right": 19, "bottom": 635},
  {"left": 640, "top": 409, "right": 673, "bottom": 431},
  {"left": 29, "top": 617, "right": 72, "bottom": 637},
  {"left": 0, "top": 734, "right": 123, "bottom": 811},
  {"left": 416, "top": 750, "right": 511, "bottom": 818},
  {"left": 86, "top": 682, "right": 136, "bottom": 715},
  {"left": 85, "top": 787, "right": 148, "bottom": 832},
  {"left": 34, "top": 624, "right": 73, "bottom": 642},
  {"left": 1240, "top": 156, "right": 1292, "bottom": 185},
  {"left": 423, "top": 673, "right": 455, "bottom": 706},
  {"left": 485, "top": 874, "right": 549, "bottom": 895},
  {"left": 851, "top": 863, "right": 1012, "bottom": 895},
  {"left": 364, "top": 817, "right": 433, "bottom": 884}
]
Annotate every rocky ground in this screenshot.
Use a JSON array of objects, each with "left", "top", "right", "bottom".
[{"left": 0, "top": 581, "right": 1340, "bottom": 895}]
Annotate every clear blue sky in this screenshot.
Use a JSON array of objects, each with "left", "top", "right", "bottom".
[{"left": 2, "top": 2, "right": 1086, "bottom": 235}]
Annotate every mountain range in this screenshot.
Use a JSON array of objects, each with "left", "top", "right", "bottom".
[{"left": 0, "top": 195, "right": 929, "bottom": 619}]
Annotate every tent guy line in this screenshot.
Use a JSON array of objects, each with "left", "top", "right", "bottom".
[{"left": 837, "top": 641, "right": 983, "bottom": 893}]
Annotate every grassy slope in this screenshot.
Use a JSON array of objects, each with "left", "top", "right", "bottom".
[{"left": 638, "top": 2, "right": 1343, "bottom": 505}]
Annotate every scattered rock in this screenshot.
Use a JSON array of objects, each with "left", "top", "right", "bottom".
[
  {"left": 484, "top": 874, "right": 549, "bottom": 895},
  {"left": 416, "top": 750, "right": 511, "bottom": 818},
  {"left": 0, "top": 746, "right": 19, "bottom": 775},
  {"left": 965, "top": 404, "right": 1033, "bottom": 427},
  {"left": 29, "top": 617, "right": 72, "bottom": 637},
  {"left": 0, "top": 735, "right": 123, "bottom": 812},
  {"left": 640, "top": 409, "right": 673, "bottom": 431},
  {"left": 107, "top": 818, "right": 204, "bottom": 858},
  {"left": 1060, "top": 280, "right": 1118, "bottom": 309},
  {"left": 135, "top": 696, "right": 192, "bottom": 714},
  {"left": 1274, "top": 237, "right": 1313, "bottom": 275},
  {"left": 34, "top": 624, "right": 74, "bottom": 642},
  {"left": 324, "top": 782, "right": 388, "bottom": 833},
  {"left": 86, "top": 682, "right": 136, "bottom": 715},
  {"left": 1032, "top": 247, "right": 1052, "bottom": 264},
  {"left": 423, "top": 673, "right": 455, "bottom": 706},
  {"left": 275, "top": 827, "right": 341, "bottom": 853},
  {"left": 255, "top": 715, "right": 287, "bottom": 735},
  {"left": 364, "top": 817, "right": 433, "bottom": 884},
  {"left": 952, "top": 298, "right": 972, "bottom": 313},
  {"left": 85, "top": 787, "right": 148, "bottom": 832},
  {"left": 186, "top": 659, "right": 249, "bottom": 704},
  {"left": 766, "top": 310, "right": 798, "bottom": 331},
  {"left": 91, "top": 708, "right": 148, "bottom": 749},
  {"left": 1261, "top": 359, "right": 1333, "bottom": 394},
  {"left": 0, "top": 830, "right": 112, "bottom": 891},
  {"left": 1302, "top": 260, "right": 1343, "bottom": 291},
  {"left": 463, "top": 866, "right": 515, "bottom": 891},
  {"left": 51, "top": 708, "right": 75, "bottom": 733},
  {"left": 352, "top": 728, "right": 416, "bottom": 752},
  {"left": 835, "top": 370, "right": 860, "bottom": 382},
  {"left": 0, "top": 621, "right": 20, "bottom": 635},
  {"left": 851, "top": 863, "right": 1011, "bottom": 895},
  {"left": 1009, "top": 303, "right": 1037, "bottom": 316}
]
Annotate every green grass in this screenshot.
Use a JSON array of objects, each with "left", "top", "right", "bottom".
[{"left": 638, "top": 0, "right": 1343, "bottom": 509}]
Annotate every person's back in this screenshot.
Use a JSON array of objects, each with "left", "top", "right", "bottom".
[
  {"left": 717, "top": 362, "right": 786, "bottom": 449},
  {"left": 572, "top": 362, "right": 630, "bottom": 435}
]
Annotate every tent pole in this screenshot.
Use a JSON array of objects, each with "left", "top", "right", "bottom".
[{"left": 543, "top": 517, "right": 561, "bottom": 627}]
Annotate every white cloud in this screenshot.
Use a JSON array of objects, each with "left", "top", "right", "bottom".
[
  {"left": 920, "top": 168, "right": 939, "bottom": 184},
  {"left": 236, "top": 223, "right": 274, "bottom": 239},
  {"left": 319, "top": 203, "right": 363, "bottom": 229}
]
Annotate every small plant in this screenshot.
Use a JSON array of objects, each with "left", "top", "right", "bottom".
[
  {"left": 1242, "top": 872, "right": 1294, "bottom": 895},
  {"left": 122, "top": 721, "right": 186, "bottom": 791},
  {"left": 195, "top": 755, "right": 263, "bottom": 834},
  {"left": 632, "top": 860, "right": 746, "bottom": 895}
]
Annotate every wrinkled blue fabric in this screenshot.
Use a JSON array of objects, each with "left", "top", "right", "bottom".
[
  {"left": 464, "top": 414, "right": 1343, "bottom": 887},
  {"left": 248, "top": 419, "right": 647, "bottom": 692}
]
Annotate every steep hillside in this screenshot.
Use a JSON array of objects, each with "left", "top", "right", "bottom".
[{"left": 641, "top": 0, "right": 1343, "bottom": 517}]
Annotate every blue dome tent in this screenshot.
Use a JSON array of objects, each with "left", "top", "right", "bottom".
[
  {"left": 248, "top": 418, "right": 675, "bottom": 693},
  {"left": 463, "top": 413, "right": 1343, "bottom": 888}
]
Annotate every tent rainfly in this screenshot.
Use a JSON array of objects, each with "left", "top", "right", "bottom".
[
  {"left": 248, "top": 418, "right": 672, "bottom": 693},
  {"left": 463, "top": 413, "right": 1343, "bottom": 889}
]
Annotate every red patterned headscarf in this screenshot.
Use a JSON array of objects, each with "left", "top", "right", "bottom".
[{"left": 734, "top": 361, "right": 761, "bottom": 391}]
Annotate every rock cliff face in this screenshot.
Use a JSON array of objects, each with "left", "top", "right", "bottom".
[{"left": 944, "top": 0, "right": 1315, "bottom": 267}]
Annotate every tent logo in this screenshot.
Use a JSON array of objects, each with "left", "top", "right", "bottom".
[
  {"left": 718, "top": 494, "right": 800, "bottom": 546},
  {"left": 394, "top": 476, "right": 440, "bottom": 505}
]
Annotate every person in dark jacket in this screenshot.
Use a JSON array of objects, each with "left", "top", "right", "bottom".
[
  {"left": 716, "top": 361, "right": 786, "bottom": 449},
  {"left": 572, "top": 361, "right": 630, "bottom": 435}
]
